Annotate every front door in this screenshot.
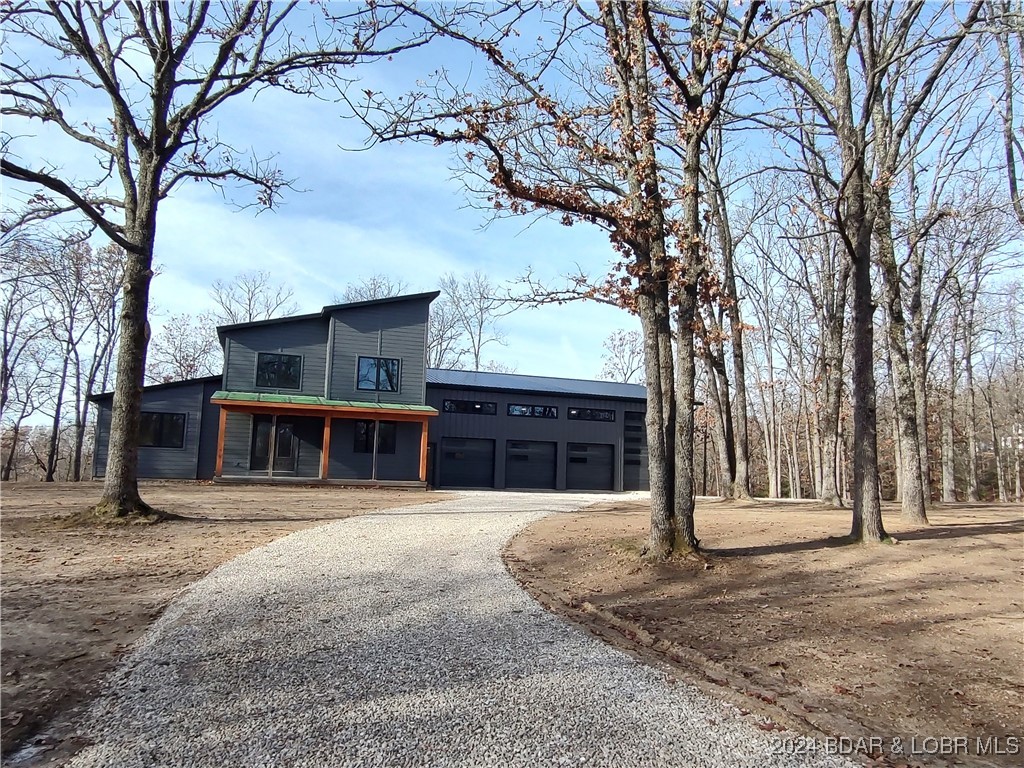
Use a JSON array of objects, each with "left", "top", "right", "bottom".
[{"left": 251, "top": 416, "right": 297, "bottom": 475}]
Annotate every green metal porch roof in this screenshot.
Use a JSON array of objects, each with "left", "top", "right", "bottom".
[{"left": 211, "top": 391, "right": 438, "bottom": 414}]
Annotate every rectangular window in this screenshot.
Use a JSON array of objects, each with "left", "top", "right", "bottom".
[
  {"left": 256, "top": 352, "right": 302, "bottom": 390},
  {"left": 507, "top": 404, "right": 558, "bottom": 419},
  {"left": 354, "top": 420, "right": 397, "bottom": 454},
  {"left": 357, "top": 356, "right": 400, "bottom": 392},
  {"left": 567, "top": 407, "right": 616, "bottom": 422},
  {"left": 443, "top": 399, "right": 497, "bottom": 415},
  {"left": 138, "top": 412, "right": 186, "bottom": 449}
]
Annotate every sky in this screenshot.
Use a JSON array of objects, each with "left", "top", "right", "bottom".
[{"left": 3, "top": 5, "right": 640, "bottom": 383}]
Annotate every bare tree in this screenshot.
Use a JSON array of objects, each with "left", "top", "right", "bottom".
[
  {"left": 147, "top": 312, "right": 221, "bottom": 383},
  {"left": 338, "top": 273, "right": 410, "bottom": 303},
  {"left": 598, "top": 329, "right": 644, "bottom": 384},
  {"left": 427, "top": 296, "right": 468, "bottom": 370},
  {"left": 210, "top": 270, "right": 298, "bottom": 326},
  {"left": 480, "top": 359, "right": 518, "bottom": 374},
  {"left": 993, "top": 0, "right": 1024, "bottom": 226},
  {"left": 439, "top": 271, "right": 508, "bottom": 372},
  {"left": 1, "top": 236, "right": 52, "bottom": 481},
  {"left": 1, "top": 1, "right": 435, "bottom": 517},
  {"left": 359, "top": 1, "right": 788, "bottom": 558}
]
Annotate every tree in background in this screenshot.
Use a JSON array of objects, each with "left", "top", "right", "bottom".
[
  {"left": 598, "top": 330, "right": 643, "bottom": 384},
  {"left": 1, "top": 1, "right": 436, "bottom": 518},
  {"left": 340, "top": 271, "right": 511, "bottom": 372},
  {"left": 338, "top": 274, "right": 410, "bottom": 303},
  {"left": 147, "top": 313, "right": 221, "bottom": 383},
  {"left": 438, "top": 271, "right": 508, "bottom": 372},
  {"left": 210, "top": 270, "right": 299, "bottom": 327}
]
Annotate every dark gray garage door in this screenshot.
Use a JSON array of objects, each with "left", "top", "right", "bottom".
[
  {"left": 440, "top": 437, "right": 495, "bottom": 488},
  {"left": 566, "top": 443, "right": 614, "bottom": 490},
  {"left": 505, "top": 440, "right": 556, "bottom": 489}
]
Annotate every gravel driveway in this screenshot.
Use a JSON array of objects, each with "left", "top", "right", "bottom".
[{"left": 68, "top": 492, "right": 854, "bottom": 768}]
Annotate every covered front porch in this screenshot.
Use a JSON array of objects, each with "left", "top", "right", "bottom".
[{"left": 210, "top": 391, "right": 437, "bottom": 484}]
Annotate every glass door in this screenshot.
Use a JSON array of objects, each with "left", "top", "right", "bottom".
[{"left": 250, "top": 416, "right": 297, "bottom": 474}]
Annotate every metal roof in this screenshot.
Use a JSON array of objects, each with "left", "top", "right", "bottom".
[
  {"left": 426, "top": 369, "right": 646, "bottom": 401},
  {"left": 211, "top": 391, "right": 438, "bottom": 413},
  {"left": 216, "top": 291, "right": 440, "bottom": 336}
]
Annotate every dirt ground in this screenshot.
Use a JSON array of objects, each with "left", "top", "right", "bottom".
[
  {"left": 505, "top": 499, "right": 1024, "bottom": 767},
  {"left": 0, "top": 481, "right": 449, "bottom": 765}
]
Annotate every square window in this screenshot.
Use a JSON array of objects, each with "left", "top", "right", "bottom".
[
  {"left": 357, "top": 357, "right": 400, "bottom": 392},
  {"left": 138, "top": 411, "right": 186, "bottom": 448},
  {"left": 256, "top": 353, "right": 302, "bottom": 390}
]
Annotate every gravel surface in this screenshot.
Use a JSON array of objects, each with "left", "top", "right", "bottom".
[{"left": 67, "top": 492, "right": 856, "bottom": 768}]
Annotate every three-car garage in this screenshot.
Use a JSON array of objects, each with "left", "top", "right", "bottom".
[{"left": 427, "top": 369, "right": 645, "bottom": 491}]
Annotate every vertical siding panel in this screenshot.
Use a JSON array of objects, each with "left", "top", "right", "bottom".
[
  {"left": 222, "top": 317, "right": 329, "bottom": 396},
  {"left": 329, "top": 298, "right": 430, "bottom": 405}
]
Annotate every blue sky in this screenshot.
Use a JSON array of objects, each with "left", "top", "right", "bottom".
[
  {"left": 3, "top": 9, "right": 639, "bottom": 382},
  {"left": 150, "top": 87, "right": 637, "bottom": 379}
]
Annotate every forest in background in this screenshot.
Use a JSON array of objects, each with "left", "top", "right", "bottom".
[{"left": 1, "top": 1, "right": 1021, "bottom": 521}]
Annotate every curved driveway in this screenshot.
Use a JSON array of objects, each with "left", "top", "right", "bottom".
[{"left": 70, "top": 492, "right": 854, "bottom": 768}]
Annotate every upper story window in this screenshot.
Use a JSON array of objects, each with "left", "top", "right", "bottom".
[
  {"left": 568, "top": 407, "right": 616, "bottom": 422},
  {"left": 256, "top": 352, "right": 302, "bottom": 390},
  {"left": 357, "top": 356, "right": 400, "bottom": 392},
  {"left": 139, "top": 412, "right": 186, "bottom": 449},
  {"left": 508, "top": 404, "right": 558, "bottom": 419},
  {"left": 443, "top": 399, "right": 497, "bottom": 415}
]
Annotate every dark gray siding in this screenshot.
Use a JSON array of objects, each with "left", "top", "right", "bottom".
[
  {"left": 222, "top": 317, "right": 329, "bottom": 396},
  {"left": 92, "top": 401, "right": 113, "bottom": 478},
  {"left": 221, "top": 410, "right": 253, "bottom": 475},
  {"left": 426, "top": 385, "right": 647, "bottom": 491},
  {"left": 294, "top": 417, "right": 325, "bottom": 477},
  {"left": 328, "top": 418, "right": 420, "bottom": 481},
  {"left": 328, "top": 298, "right": 430, "bottom": 405},
  {"left": 196, "top": 381, "right": 222, "bottom": 479},
  {"left": 93, "top": 381, "right": 206, "bottom": 479}
]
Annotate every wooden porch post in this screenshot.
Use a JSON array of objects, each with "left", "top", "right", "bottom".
[
  {"left": 320, "top": 417, "right": 332, "bottom": 479},
  {"left": 215, "top": 407, "right": 227, "bottom": 477},
  {"left": 419, "top": 418, "right": 429, "bottom": 483}
]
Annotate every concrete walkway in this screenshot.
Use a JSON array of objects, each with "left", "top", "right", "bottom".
[{"left": 68, "top": 492, "right": 854, "bottom": 768}]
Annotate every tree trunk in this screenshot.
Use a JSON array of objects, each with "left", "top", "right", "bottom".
[
  {"left": 848, "top": 199, "right": 888, "bottom": 543},
  {"left": 966, "top": 349, "right": 980, "bottom": 501},
  {"left": 701, "top": 355, "right": 732, "bottom": 497},
  {"left": 639, "top": 288, "right": 676, "bottom": 559},
  {"left": 90, "top": 170, "right": 160, "bottom": 519},
  {"left": 45, "top": 348, "right": 71, "bottom": 482},
  {"left": 818, "top": 322, "right": 844, "bottom": 505},
  {"left": 985, "top": 392, "right": 1008, "bottom": 502},
  {"left": 674, "top": 278, "right": 700, "bottom": 552},
  {"left": 876, "top": 195, "right": 928, "bottom": 524},
  {"left": 2, "top": 423, "right": 20, "bottom": 481},
  {"left": 911, "top": 327, "right": 931, "bottom": 505},
  {"left": 708, "top": 143, "right": 752, "bottom": 500},
  {"left": 941, "top": 328, "right": 957, "bottom": 502},
  {"left": 671, "top": 127, "right": 703, "bottom": 553}
]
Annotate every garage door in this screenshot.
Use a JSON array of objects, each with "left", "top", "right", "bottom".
[
  {"left": 505, "top": 440, "right": 556, "bottom": 489},
  {"left": 440, "top": 437, "right": 494, "bottom": 488},
  {"left": 566, "top": 443, "right": 614, "bottom": 490}
]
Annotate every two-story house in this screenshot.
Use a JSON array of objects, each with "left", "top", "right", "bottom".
[{"left": 91, "top": 292, "right": 650, "bottom": 491}]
